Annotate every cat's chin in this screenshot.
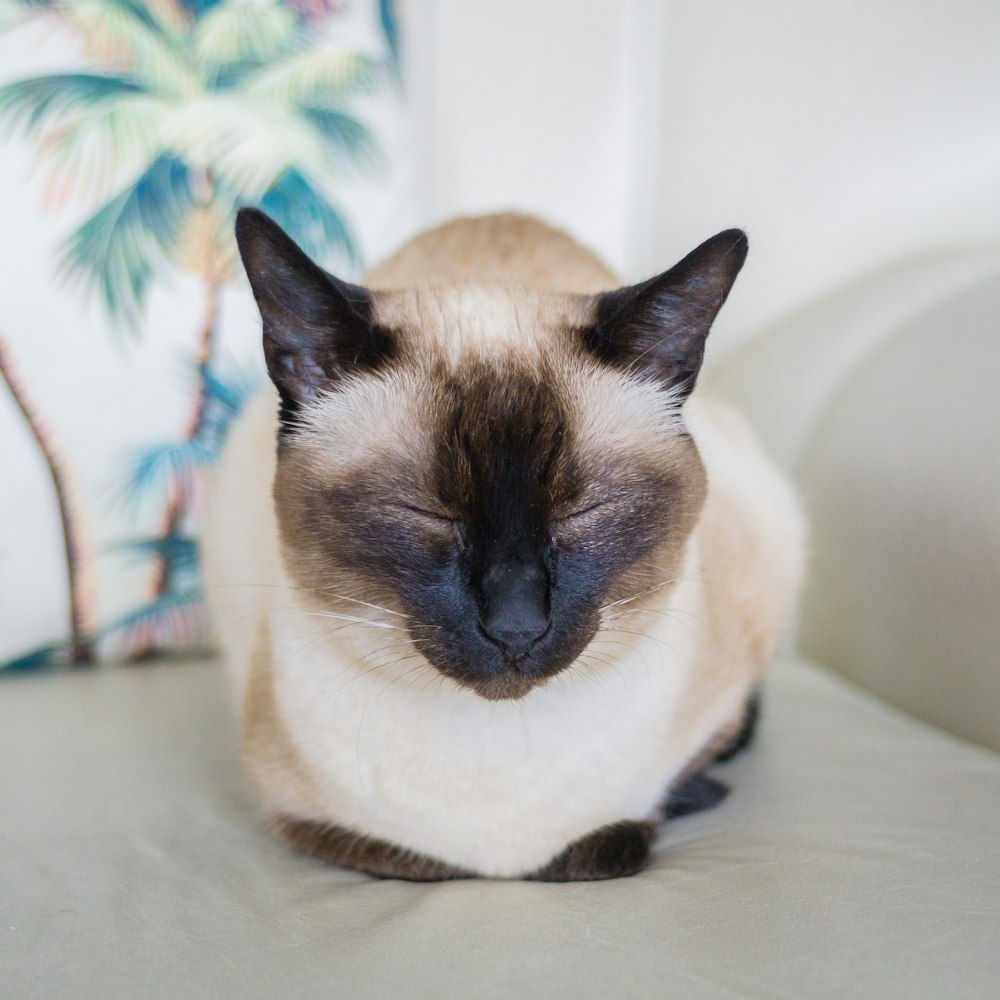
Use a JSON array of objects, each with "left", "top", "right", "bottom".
[{"left": 460, "top": 672, "right": 552, "bottom": 702}]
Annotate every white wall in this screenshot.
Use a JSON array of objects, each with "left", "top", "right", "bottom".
[
  {"left": 405, "top": 0, "right": 1000, "bottom": 358},
  {"left": 402, "top": 0, "right": 644, "bottom": 275}
]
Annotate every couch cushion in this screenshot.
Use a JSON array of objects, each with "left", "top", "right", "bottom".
[{"left": 2, "top": 658, "right": 997, "bottom": 999}]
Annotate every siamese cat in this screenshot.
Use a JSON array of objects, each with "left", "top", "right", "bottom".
[{"left": 204, "top": 210, "right": 806, "bottom": 882}]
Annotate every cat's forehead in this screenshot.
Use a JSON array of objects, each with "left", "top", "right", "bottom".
[
  {"left": 370, "top": 283, "right": 593, "bottom": 362},
  {"left": 294, "top": 342, "right": 685, "bottom": 489}
]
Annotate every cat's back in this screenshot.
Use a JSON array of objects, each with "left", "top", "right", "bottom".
[{"left": 364, "top": 213, "right": 618, "bottom": 293}]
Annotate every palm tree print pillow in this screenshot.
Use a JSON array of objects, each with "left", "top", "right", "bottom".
[{"left": 0, "top": 0, "right": 400, "bottom": 670}]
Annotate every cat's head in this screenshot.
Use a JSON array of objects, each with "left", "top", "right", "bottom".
[{"left": 235, "top": 210, "right": 746, "bottom": 700}]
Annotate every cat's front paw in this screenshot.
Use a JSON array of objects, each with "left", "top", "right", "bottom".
[{"left": 527, "top": 821, "right": 655, "bottom": 882}]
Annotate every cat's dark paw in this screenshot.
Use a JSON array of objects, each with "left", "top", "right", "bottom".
[
  {"left": 527, "top": 821, "right": 655, "bottom": 882},
  {"left": 276, "top": 815, "right": 475, "bottom": 881},
  {"left": 663, "top": 772, "right": 730, "bottom": 819}
]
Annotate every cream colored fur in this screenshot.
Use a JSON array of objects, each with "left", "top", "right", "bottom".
[{"left": 203, "top": 214, "right": 806, "bottom": 877}]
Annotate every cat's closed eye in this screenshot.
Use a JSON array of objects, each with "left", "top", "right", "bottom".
[
  {"left": 398, "top": 503, "right": 459, "bottom": 525},
  {"left": 557, "top": 499, "right": 614, "bottom": 523}
]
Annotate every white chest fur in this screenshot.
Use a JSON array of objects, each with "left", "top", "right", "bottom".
[{"left": 266, "top": 556, "right": 714, "bottom": 877}]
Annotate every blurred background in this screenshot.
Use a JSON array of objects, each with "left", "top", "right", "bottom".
[{"left": 1, "top": 1, "right": 999, "bottom": 742}]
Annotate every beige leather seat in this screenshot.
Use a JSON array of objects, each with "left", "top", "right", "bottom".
[{"left": 3, "top": 258, "right": 998, "bottom": 998}]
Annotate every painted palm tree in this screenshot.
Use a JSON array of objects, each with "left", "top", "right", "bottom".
[
  {"left": 0, "top": 335, "right": 95, "bottom": 667},
  {"left": 0, "top": 0, "right": 392, "bottom": 658}
]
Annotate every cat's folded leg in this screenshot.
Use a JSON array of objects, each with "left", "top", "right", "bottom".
[
  {"left": 712, "top": 689, "right": 761, "bottom": 763},
  {"left": 663, "top": 772, "right": 730, "bottom": 819},
  {"left": 275, "top": 816, "right": 476, "bottom": 881},
  {"left": 660, "top": 689, "right": 762, "bottom": 821},
  {"left": 527, "top": 820, "right": 656, "bottom": 882}
]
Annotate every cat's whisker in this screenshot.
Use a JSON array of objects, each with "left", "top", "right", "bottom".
[
  {"left": 414, "top": 666, "right": 447, "bottom": 702},
  {"left": 586, "top": 635, "right": 639, "bottom": 662},
  {"left": 399, "top": 661, "right": 437, "bottom": 692},
  {"left": 214, "top": 582, "right": 410, "bottom": 620},
  {"left": 598, "top": 578, "right": 677, "bottom": 613},
  {"left": 357, "top": 640, "right": 406, "bottom": 667},
  {"left": 569, "top": 659, "right": 609, "bottom": 698},
  {"left": 327, "top": 657, "right": 397, "bottom": 700},
  {"left": 586, "top": 636, "right": 650, "bottom": 682},
  {"left": 598, "top": 625, "right": 677, "bottom": 655},
  {"left": 372, "top": 657, "right": 430, "bottom": 709},
  {"left": 576, "top": 647, "right": 619, "bottom": 671},
  {"left": 603, "top": 602, "right": 715, "bottom": 640},
  {"left": 300, "top": 610, "right": 401, "bottom": 631},
  {"left": 615, "top": 604, "right": 705, "bottom": 623},
  {"left": 406, "top": 621, "right": 444, "bottom": 633},
  {"left": 319, "top": 592, "right": 410, "bottom": 618}
]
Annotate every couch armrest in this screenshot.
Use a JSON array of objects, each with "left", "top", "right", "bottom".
[{"left": 707, "top": 252, "right": 1000, "bottom": 750}]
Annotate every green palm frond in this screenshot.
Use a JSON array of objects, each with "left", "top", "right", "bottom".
[
  {"left": 132, "top": 0, "right": 190, "bottom": 35},
  {"left": 0, "top": 640, "right": 64, "bottom": 672},
  {"left": 37, "top": 94, "right": 171, "bottom": 201},
  {"left": 193, "top": 0, "right": 297, "bottom": 78},
  {"left": 113, "top": 534, "right": 199, "bottom": 573},
  {"left": 0, "top": 73, "right": 147, "bottom": 133},
  {"left": 176, "top": 0, "right": 223, "bottom": 17},
  {"left": 3, "top": 2, "right": 387, "bottom": 329},
  {"left": 120, "top": 434, "right": 217, "bottom": 510},
  {"left": 62, "top": 0, "right": 201, "bottom": 98},
  {"left": 244, "top": 46, "right": 376, "bottom": 106},
  {"left": 103, "top": 586, "right": 205, "bottom": 654},
  {"left": 201, "top": 363, "right": 260, "bottom": 440},
  {"left": 202, "top": 363, "right": 258, "bottom": 413},
  {"left": 168, "top": 97, "right": 337, "bottom": 199},
  {"left": 259, "top": 167, "right": 358, "bottom": 265},
  {"left": 112, "top": 360, "right": 256, "bottom": 527},
  {"left": 62, "top": 154, "right": 196, "bottom": 325},
  {"left": 0, "top": 69, "right": 173, "bottom": 204},
  {"left": 300, "top": 105, "right": 377, "bottom": 168},
  {"left": 379, "top": 0, "right": 400, "bottom": 75}
]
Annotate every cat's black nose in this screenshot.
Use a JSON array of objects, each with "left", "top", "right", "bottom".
[
  {"left": 478, "top": 560, "right": 550, "bottom": 658},
  {"left": 481, "top": 615, "right": 550, "bottom": 658},
  {"left": 480, "top": 613, "right": 550, "bottom": 658}
]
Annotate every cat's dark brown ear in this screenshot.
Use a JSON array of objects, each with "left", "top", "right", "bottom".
[
  {"left": 234, "top": 208, "right": 394, "bottom": 429},
  {"left": 584, "top": 229, "right": 748, "bottom": 400}
]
